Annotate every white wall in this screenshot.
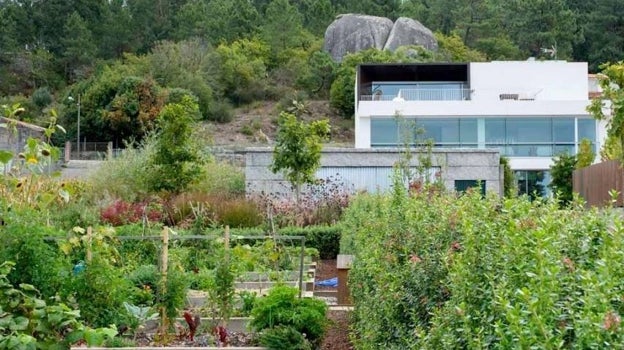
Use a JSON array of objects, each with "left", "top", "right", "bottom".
[{"left": 469, "top": 61, "right": 589, "bottom": 101}]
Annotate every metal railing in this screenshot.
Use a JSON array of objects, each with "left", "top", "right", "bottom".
[
  {"left": 64, "top": 141, "right": 119, "bottom": 161},
  {"left": 360, "top": 88, "right": 472, "bottom": 101}
]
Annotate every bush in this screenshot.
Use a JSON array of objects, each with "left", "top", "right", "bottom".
[
  {"left": 278, "top": 226, "right": 340, "bottom": 259},
  {"left": 343, "top": 183, "right": 624, "bottom": 348},
  {"left": 198, "top": 226, "right": 341, "bottom": 260},
  {"left": 100, "top": 198, "right": 163, "bottom": 226},
  {"left": 31, "top": 86, "right": 53, "bottom": 108},
  {"left": 251, "top": 285, "right": 327, "bottom": 347},
  {"left": 0, "top": 211, "right": 68, "bottom": 298},
  {"left": 260, "top": 325, "right": 312, "bottom": 350},
  {"left": 207, "top": 100, "right": 234, "bottom": 123},
  {"left": 189, "top": 161, "right": 245, "bottom": 197},
  {"left": 216, "top": 198, "right": 264, "bottom": 228},
  {"left": 86, "top": 137, "right": 155, "bottom": 202}
]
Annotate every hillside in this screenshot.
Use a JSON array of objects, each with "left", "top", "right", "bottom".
[{"left": 209, "top": 100, "right": 354, "bottom": 147}]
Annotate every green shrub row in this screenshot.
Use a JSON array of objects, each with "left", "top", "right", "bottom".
[
  {"left": 200, "top": 225, "right": 341, "bottom": 260},
  {"left": 342, "top": 189, "right": 624, "bottom": 349}
]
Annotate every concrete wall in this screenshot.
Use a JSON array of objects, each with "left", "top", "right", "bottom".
[{"left": 246, "top": 147, "right": 501, "bottom": 197}]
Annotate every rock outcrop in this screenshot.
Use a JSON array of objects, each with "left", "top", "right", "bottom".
[
  {"left": 323, "top": 14, "right": 437, "bottom": 62},
  {"left": 323, "top": 14, "right": 394, "bottom": 62},
  {"left": 383, "top": 17, "right": 437, "bottom": 52}
]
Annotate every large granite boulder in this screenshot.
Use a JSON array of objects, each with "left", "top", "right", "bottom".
[
  {"left": 383, "top": 17, "right": 438, "bottom": 52},
  {"left": 323, "top": 14, "right": 438, "bottom": 62},
  {"left": 323, "top": 14, "right": 394, "bottom": 62}
]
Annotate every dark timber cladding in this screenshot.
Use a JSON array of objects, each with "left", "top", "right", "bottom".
[{"left": 357, "top": 63, "right": 470, "bottom": 97}]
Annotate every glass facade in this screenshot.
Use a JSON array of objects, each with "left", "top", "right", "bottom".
[{"left": 371, "top": 117, "right": 596, "bottom": 157}]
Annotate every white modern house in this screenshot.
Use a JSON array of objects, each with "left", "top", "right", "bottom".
[{"left": 354, "top": 61, "right": 607, "bottom": 196}]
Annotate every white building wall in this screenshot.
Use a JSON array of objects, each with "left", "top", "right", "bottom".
[{"left": 469, "top": 61, "right": 589, "bottom": 101}]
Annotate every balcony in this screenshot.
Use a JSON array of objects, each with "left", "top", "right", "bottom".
[{"left": 360, "top": 88, "right": 472, "bottom": 101}]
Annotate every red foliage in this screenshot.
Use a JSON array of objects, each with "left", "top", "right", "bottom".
[
  {"left": 183, "top": 310, "right": 200, "bottom": 341},
  {"left": 214, "top": 325, "right": 228, "bottom": 346},
  {"left": 100, "top": 199, "right": 163, "bottom": 226}
]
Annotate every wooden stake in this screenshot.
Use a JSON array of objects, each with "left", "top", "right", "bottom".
[
  {"left": 86, "top": 226, "right": 93, "bottom": 262},
  {"left": 160, "top": 227, "right": 169, "bottom": 332},
  {"left": 224, "top": 225, "right": 230, "bottom": 261}
]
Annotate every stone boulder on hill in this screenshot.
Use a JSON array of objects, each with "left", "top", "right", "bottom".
[
  {"left": 323, "top": 14, "right": 437, "bottom": 62},
  {"left": 323, "top": 14, "right": 394, "bottom": 62},
  {"left": 383, "top": 17, "right": 437, "bottom": 52}
]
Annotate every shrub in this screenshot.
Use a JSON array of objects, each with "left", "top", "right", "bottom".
[
  {"left": 260, "top": 325, "right": 312, "bottom": 350},
  {"left": 344, "top": 182, "right": 624, "bottom": 348},
  {"left": 252, "top": 175, "right": 351, "bottom": 228},
  {"left": 216, "top": 198, "right": 264, "bottom": 228},
  {"left": 0, "top": 261, "right": 117, "bottom": 348},
  {"left": 206, "top": 100, "right": 234, "bottom": 123},
  {"left": 0, "top": 211, "right": 68, "bottom": 297},
  {"left": 250, "top": 285, "right": 327, "bottom": 347},
  {"left": 278, "top": 226, "right": 340, "bottom": 259},
  {"left": 189, "top": 161, "right": 246, "bottom": 197},
  {"left": 86, "top": 137, "right": 155, "bottom": 202},
  {"left": 100, "top": 198, "right": 163, "bottom": 226},
  {"left": 31, "top": 86, "right": 53, "bottom": 108}
]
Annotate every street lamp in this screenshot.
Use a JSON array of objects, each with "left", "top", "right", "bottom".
[{"left": 68, "top": 94, "right": 81, "bottom": 156}]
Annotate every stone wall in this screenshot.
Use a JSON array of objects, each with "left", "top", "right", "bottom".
[{"left": 246, "top": 147, "right": 502, "bottom": 197}]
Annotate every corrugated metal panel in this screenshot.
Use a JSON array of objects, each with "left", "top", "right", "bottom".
[{"left": 316, "top": 166, "right": 439, "bottom": 193}]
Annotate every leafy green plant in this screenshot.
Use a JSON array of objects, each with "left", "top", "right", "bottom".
[
  {"left": 260, "top": 325, "right": 312, "bottom": 350},
  {"left": 123, "top": 302, "right": 158, "bottom": 340},
  {"left": 250, "top": 285, "right": 327, "bottom": 347},
  {"left": 0, "top": 261, "right": 117, "bottom": 348}
]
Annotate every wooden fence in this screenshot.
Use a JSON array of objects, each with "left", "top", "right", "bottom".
[{"left": 573, "top": 160, "right": 624, "bottom": 207}]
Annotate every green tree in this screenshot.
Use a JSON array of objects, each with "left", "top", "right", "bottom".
[
  {"left": 300, "top": 0, "right": 334, "bottom": 37},
  {"left": 174, "top": 0, "right": 259, "bottom": 44},
  {"left": 147, "top": 96, "right": 204, "bottom": 194},
  {"left": 599, "top": 134, "right": 622, "bottom": 161},
  {"left": 62, "top": 11, "right": 97, "bottom": 82},
  {"left": 588, "top": 62, "right": 624, "bottom": 163},
  {"left": 146, "top": 39, "right": 215, "bottom": 119},
  {"left": 213, "top": 39, "right": 270, "bottom": 105},
  {"left": 549, "top": 152, "right": 577, "bottom": 206},
  {"left": 435, "top": 33, "right": 487, "bottom": 62},
  {"left": 576, "top": 138, "right": 595, "bottom": 168},
  {"left": 500, "top": 156, "right": 516, "bottom": 197},
  {"left": 270, "top": 112, "right": 330, "bottom": 202},
  {"left": 502, "top": 0, "right": 579, "bottom": 59},
  {"left": 261, "top": 0, "right": 305, "bottom": 54}
]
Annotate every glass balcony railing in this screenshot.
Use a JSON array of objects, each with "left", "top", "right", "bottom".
[{"left": 360, "top": 88, "right": 472, "bottom": 101}]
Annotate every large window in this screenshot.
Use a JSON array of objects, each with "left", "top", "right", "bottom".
[
  {"left": 371, "top": 118, "right": 477, "bottom": 147},
  {"left": 371, "top": 116, "right": 597, "bottom": 157},
  {"left": 515, "top": 170, "right": 551, "bottom": 199}
]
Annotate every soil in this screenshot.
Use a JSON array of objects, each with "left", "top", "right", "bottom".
[
  {"left": 207, "top": 100, "right": 354, "bottom": 148},
  {"left": 322, "top": 310, "right": 353, "bottom": 350},
  {"left": 317, "top": 259, "right": 354, "bottom": 350}
]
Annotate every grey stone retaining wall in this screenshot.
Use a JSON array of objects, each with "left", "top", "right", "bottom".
[{"left": 245, "top": 147, "right": 501, "bottom": 197}]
